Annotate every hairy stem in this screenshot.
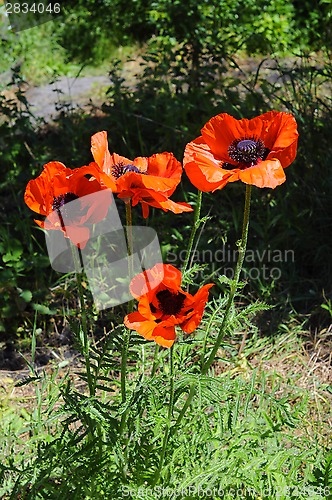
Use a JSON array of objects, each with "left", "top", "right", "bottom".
[
  {"left": 152, "top": 344, "right": 175, "bottom": 486},
  {"left": 150, "top": 344, "right": 160, "bottom": 377},
  {"left": 71, "top": 245, "right": 94, "bottom": 397},
  {"left": 121, "top": 201, "right": 134, "bottom": 404},
  {"left": 182, "top": 190, "right": 202, "bottom": 273},
  {"left": 174, "top": 185, "right": 252, "bottom": 429},
  {"left": 202, "top": 184, "right": 252, "bottom": 375}
]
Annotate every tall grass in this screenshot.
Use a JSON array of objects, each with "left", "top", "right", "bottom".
[{"left": 1, "top": 326, "right": 331, "bottom": 499}]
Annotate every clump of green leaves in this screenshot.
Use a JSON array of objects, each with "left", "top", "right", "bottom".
[{"left": 1, "top": 321, "right": 331, "bottom": 499}]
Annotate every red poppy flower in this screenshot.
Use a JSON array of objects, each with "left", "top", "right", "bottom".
[
  {"left": 24, "top": 161, "right": 114, "bottom": 248},
  {"left": 90, "top": 131, "right": 193, "bottom": 218},
  {"left": 124, "top": 263, "right": 213, "bottom": 348},
  {"left": 184, "top": 111, "right": 298, "bottom": 191}
]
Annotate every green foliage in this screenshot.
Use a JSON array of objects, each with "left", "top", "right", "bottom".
[
  {"left": 0, "top": 70, "right": 53, "bottom": 335},
  {"left": 50, "top": 0, "right": 332, "bottom": 65},
  {"left": 148, "top": 0, "right": 298, "bottom": 56},
  {"left": 55, "top": 1, "right": 118, "bottom": 65},
  {"left": 291, "top": 0, "right": 332, "bottom": 51},
  {"left": 1, "top": 325, "right": 330, "bottom": 498},
  {"left": 57, "top": 0, "right": 153, "bottom": 58},
  {"left": 0, "top": 22, "right": 76, "bottom": 85}
]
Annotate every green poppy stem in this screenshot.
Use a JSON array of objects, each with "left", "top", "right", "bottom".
[
  {"left": 125, "top": 200, "right": 135, "bottom": 314},
  {"left": 202, "top": 184, "right": 252, "bottom": 375},
  {"left": 71, "top": 245, "right": 95, "bottom": 397},
  {"left": 150, "top": 344, "right": 160, "bottom": 377},
  {"left": 152, "top": 344, "right": 175, "bottom": 486},
  {"left": 182, "top": 189, "right": 202, "bottom": 273},
  {"left": 173, "top": 184, "right": 252, "bottom": 430},
  {"left": 121, "top": 200, "right": 134, "bottom": 404}
]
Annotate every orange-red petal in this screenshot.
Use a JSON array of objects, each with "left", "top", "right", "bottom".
[
  {"left": 147, "top": 198, "right": 193, "bottom": 215},
  {"left": 24, "top": 161, "right": 68, "bottom": 215},
  {"left": 129, "top": 263, "right": 167, "bottom": 299},
  {"left": 124, "top": 312, "right": 177, "bottom": 347},
  {"left": 90, "top": 131, "right": 112, "bottom": 173},
  {"left": 138, "top": 294, "right": 158, "bottom": 320},
  {"left": 201, "top": 114, "right": 241, "bottom": 161},
  {"left": 238, "top": 158, "right": 286, "bottom": 188},
  {"left": 91, "top": 132, "right": 183, "bottom": 197},
  {"left": 141, "top": 202, "right": 150, "bottom": 218},
  {"left": 125, "top": 264, "right": 213, "bottom": 347},
  {"left": 151, "top": 323, "right": 176, "bottom": 347},
  {"left": 181, "top": 283, "right": 214, "bottom": 333},
  {"left": 201, "top": 111, "right": 298, "bottom": 170},
  {"left": 184, "top": 137, "right": 233, "bottom": 192},
  {"left": 115, "top": 170, "right": 179, "bottom": 194},
  {"left": 261, "top": 112, "right": 299, "bottom": 168},
  {"left": 124, "top": 312, "right": 157, "bottom": 339},
  {"left": 61, "top": 225, "right": 91, "bottom": 249}
]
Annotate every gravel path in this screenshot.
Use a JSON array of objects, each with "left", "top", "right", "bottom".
[{"left": 26, "top": 75, "right": 111, "bottom": 122}]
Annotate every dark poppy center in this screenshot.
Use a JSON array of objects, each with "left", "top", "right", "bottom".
[
  {"left": 112, "top": 163, "right": 141, "bottom": 179},
  {"left": 52, "top": 192, "right": 79, "bottom": 226},
  {"left": 156, "top": 289, "right": 186, "bottom": 316},
  {"left": 52, "top": 192, "right": 79, "bottom": 212},
  {"left": 228, "top": 137, "right": 268, "bottom": 167}
]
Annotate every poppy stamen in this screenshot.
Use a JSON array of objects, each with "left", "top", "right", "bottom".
[
  {"left": 52, "top": 192, "right": 79, "bottom": 227},
  {"left": 156, "top": 289, "right": 186, "bottom": 316},
  {"left": 112, "top": 162, "right": 141, "bottom": 179},
  {"left": 228, "top": 137, "right": 268, "bottom": 166},
  {"left": 52, "top": 192, "right": 79, "bottom": 213}
]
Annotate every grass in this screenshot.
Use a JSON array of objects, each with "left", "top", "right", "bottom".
[
  {"left": 1, "top": 322, "right": 331, "bottom": 498},
  {"left": 0, "top": 18, "right": 136, "bottom": 86}
]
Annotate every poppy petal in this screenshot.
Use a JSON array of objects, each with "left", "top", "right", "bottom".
[
  {"left": 24, "top": 161, "right": 68, "bottom": 215},
  {"left": 184, "top": 140, "right": 233, "bottom": 192},
  {"left": 90, "top": 131, "right": 112, "bottom": 173},
  {"left": 91, "top": 132, "right": 186, "bottom": 206},
  {"left": 138, "top": 294, "right": 158, "bottom": 320},
  {"left": 161, "top": 264, "right": 182, "bottom": 289},
  {"left": 125, "top": 264, "right": 213, "bottom": 347},
  {"left": 239, "top": 159, "right": 286, "bottom": 188},
  {"left": 149, "top": 198, "right": 193, "bottom": 215},
  {"left": 34, "top": 218, "right": 45, "bottom": 228},
  {"left": 124, "top": 312, "right": 157, "bottom": 340},
  {"left": 25, "top": 178, "right": 50, "bottom": 215},
  {"left": 91, "top": 131, "right": 133, "bottom": 179},
  {"left": 146, "top": 152, "right": 182, "bottom": 180},
  {"left": 201, "top": 114, "right": 246, "bottom": 161},
  {"left": 181, "top": 283, "right": 214, "bottom": 333},
  {"left": 144, "top": 153, "right": 182, "bottom": 195},
  {"left": 261, "top": 112, "right": 299, "bottom": 168},
  {"left": 132, "top": 156, "right": 149, "bottom": 172},
  {"left": 141, "top": 202, "right": 150, "bottom": 218},
  {"left": 129, "top": 263, "right": 166, "bottom": 298},
  {"left": 188, "top": 111, "right": 298, "bottom": 191},
  {"left": 152, "top": 324, "right": 176, "bottom": 348},
  {"left": 63, "top": 225, "right": 91, "bottom": 249},
  {"left": 116, "top": 170, "right": 178, "bottom": 194},
  {"left": 78, "top": 162, "right": 117, "bottom": 192}
]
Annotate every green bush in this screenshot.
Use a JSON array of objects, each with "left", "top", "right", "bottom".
[{"left": 55, "top": 0, "right": 332, "bottom": 65}]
